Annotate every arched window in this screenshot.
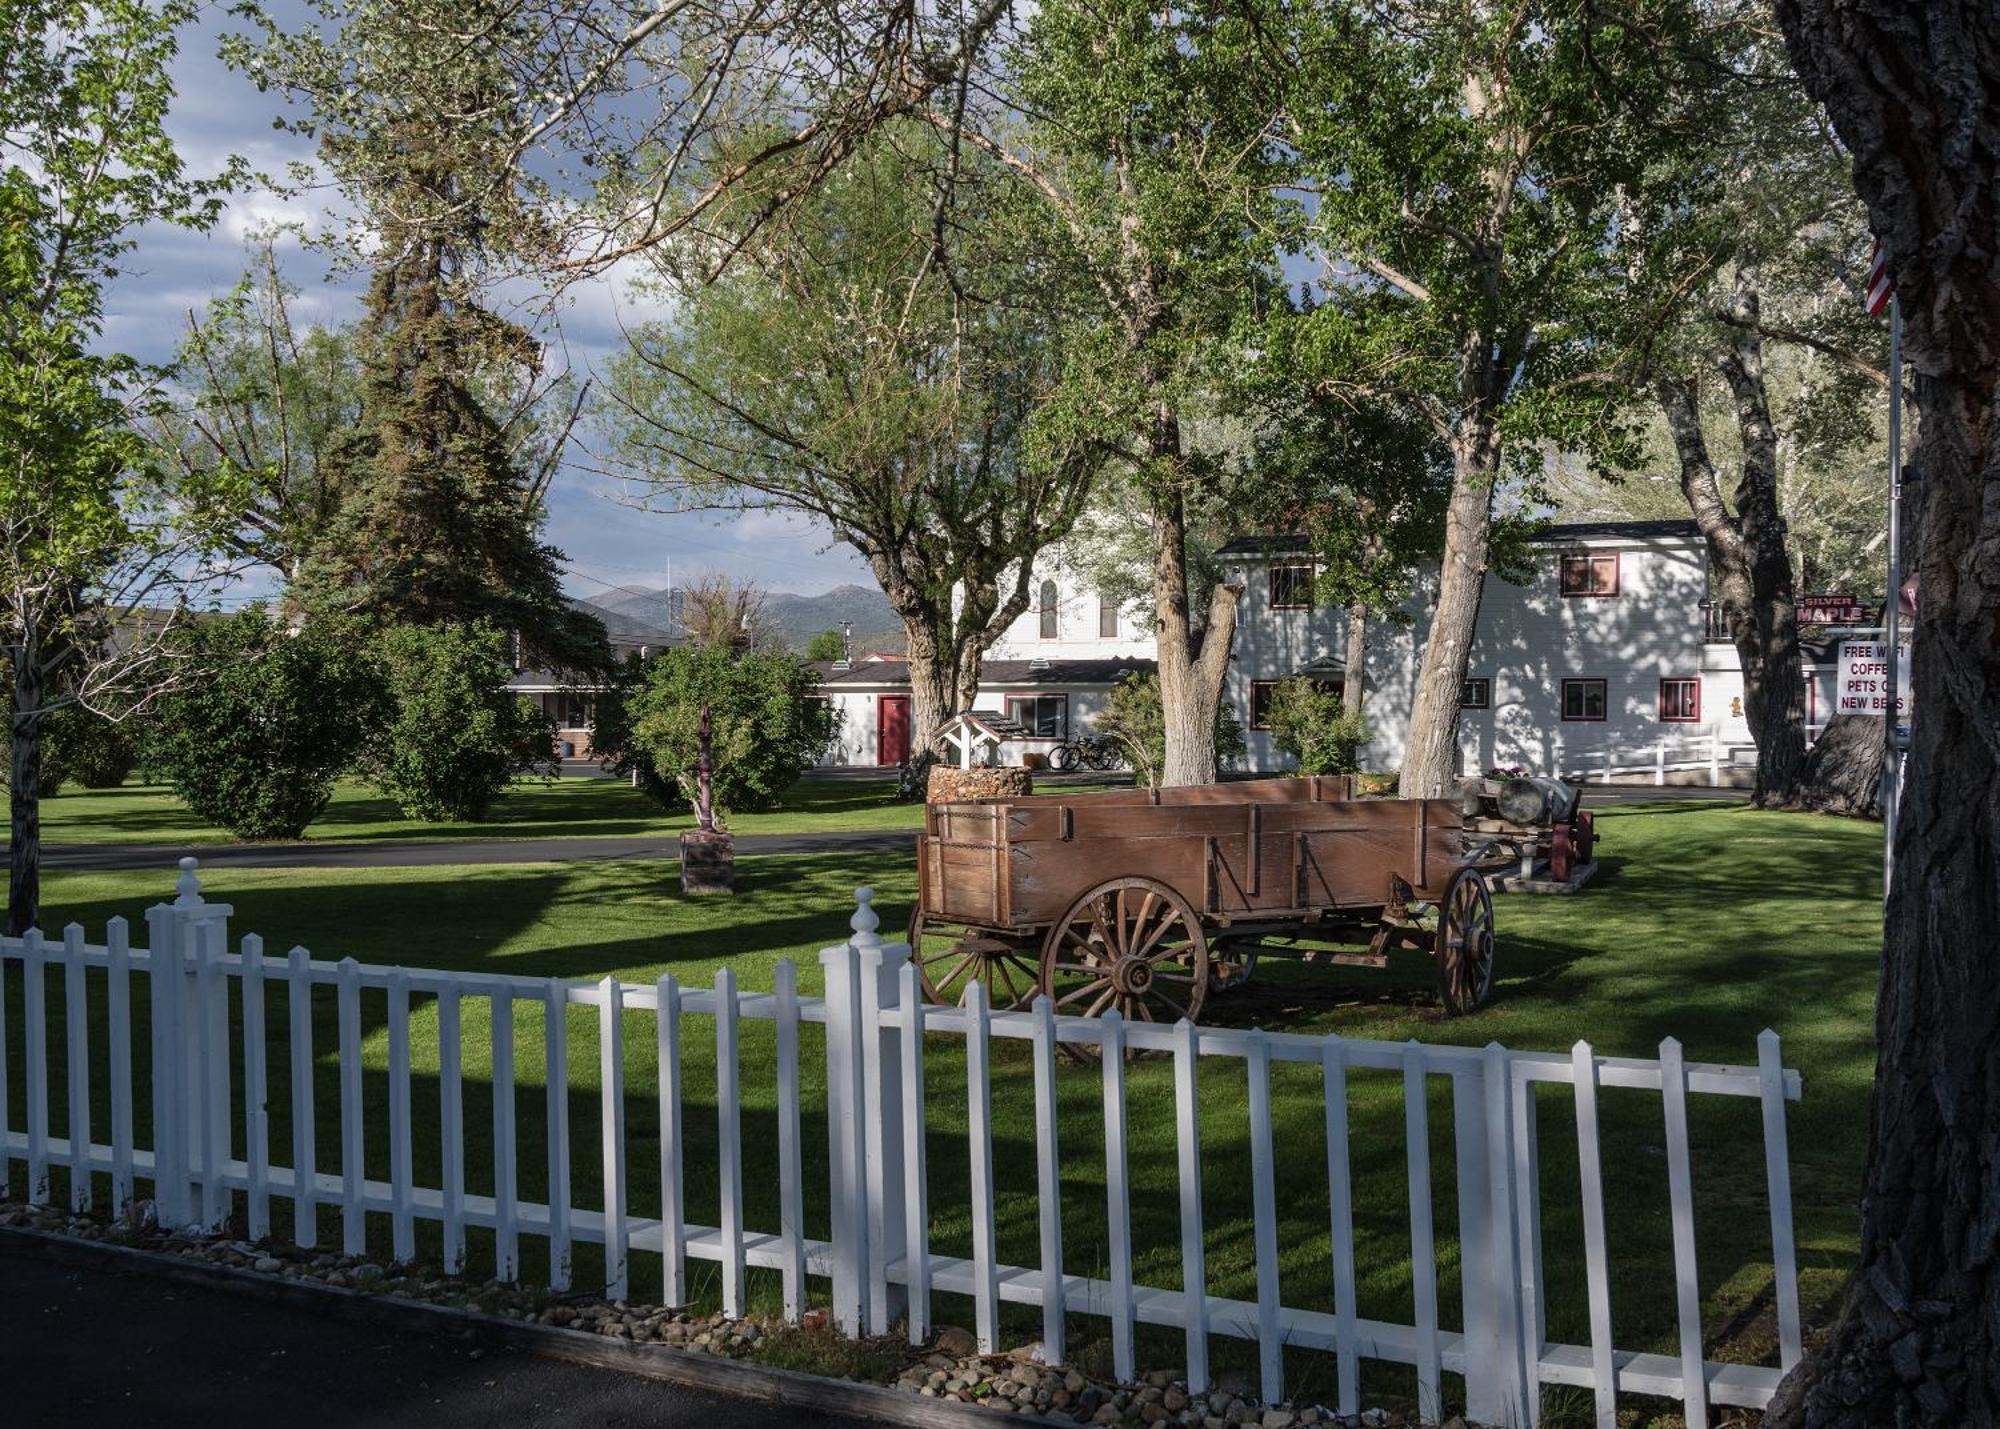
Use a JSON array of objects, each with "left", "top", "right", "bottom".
[{"left": 1038, "top": 579, "right": 1059, "bottom": 639}]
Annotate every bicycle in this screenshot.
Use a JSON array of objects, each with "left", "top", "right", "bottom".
[{"left": 1047, "top": 733, "right": 1124, "bottom": 773}]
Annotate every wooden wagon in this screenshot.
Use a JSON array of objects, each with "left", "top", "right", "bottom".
[{"left": 909, "top": 775, "right": 1496, "bottom": 1029}]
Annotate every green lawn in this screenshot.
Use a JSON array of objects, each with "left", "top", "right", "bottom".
[
  {"left": 5, "top": 801, "right": 1881, "bottom": 1424},
  {"left": 32, "top": 774, "right": 924, "bottom": 844}
]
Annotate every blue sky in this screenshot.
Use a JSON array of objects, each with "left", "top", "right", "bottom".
[{"left": 112, "top": 5, "right": 875, "bottom": 603}]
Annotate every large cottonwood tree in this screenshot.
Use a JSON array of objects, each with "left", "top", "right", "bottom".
[
  {"left": 1281, "top": 1, "right": 1741, "bottom": 797},
  {"left": 1763, "top": 3, "right": 2000, "bottom": 1425},
  {"left": 602, "top": 135, "right": 1095, "bottom": 752}
]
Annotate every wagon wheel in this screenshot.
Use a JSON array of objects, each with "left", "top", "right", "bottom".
[
  {"left": 1434, "top": 866, "right": 1496, "bottom": 1015},
  {"left": 1040, "top": 878, "right": 1209, "bottom": 1044},
  {"left": 909, "top": 910, "right": 1039, "bottom": 1010},
  {"left": 1207, "top": 935, "right": 1262, "bottom": 992}
]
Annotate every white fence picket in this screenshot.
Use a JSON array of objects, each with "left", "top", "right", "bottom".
[
  {"left": 1660, "top": 1038, "right": 1709, "bottom": 1428},
  {"left": 1759, "top": 1030, "right": 1803, "bottom": 1371},
  {"left": 1102, "top": 1011, "right": 1137, "bottom": 1386},
  {"left": 24, "top": 929, "right": 48, "bottom": 1203},
  {"left": 656, "top": 973, "right": 685, "bottom": 1306},
  {"left": 1322, "top": 1035, "right": 1359, "bottom": 1417},
  {"left": 338, "top": 958, "right": 365, "bottom": 1254},
  {"left": 1174, "top": 1017, "right": 1210, "bottom": 1394},
  {"left": 1031, "top": 994, "right": 1066, "bottom": 1366},
  {"left": 492, "top": 990, "right": 519, "bottom": 1281},
  {"left": 438, "top": 984, "right": 465, "bottom": 1274},
  {"left": 895, "top": 962, "right": 928, "bottom": 1342},
  {"left": 106, "top": 919, "right": 134, "bottom": 1216},
  {"left": 716, "top": 967, "right": 746, "bottom": 1319},
  {"left": 241, "top": 934, "right": 270, "bottom": 1238},
  {"left": 0, "top": 874, "right": 1815, "bottom": 1426},
  {"left": 545, "top": 979, "right": 572, "bottom": 1292},
  {"left": 63, "top": 925, "right": 92, "bottom": 1212},
  {"left": 286, "top": 947, "right": 316, "bottom": 1246},
  {"left": 600, "top": 977, "right": 629, "bottom": 1302},
  {"left": 1572, "top": 1040, "right": 1617, "bottom": 1429},
  {"left": 966, "top": 980, "right": 1000, "bottom": 1353},
  {"left": 778, "top": 961, "right": 808, "bottom": 1322},
  {"left": 1403, "top": 1041, "right": 1442, "bottom": 1424},
  {"left": 1248, "top": 1030, "right": 1284, "bottom": 1405},
  {"left": 388, "top": 968, "right": 415, "bottom": 1263}
]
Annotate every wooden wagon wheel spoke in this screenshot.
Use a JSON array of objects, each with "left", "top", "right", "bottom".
[
  {"left": 1434, "top": 866, "right": 1496, "bottom": 1016},
  {"left": 1042, "top": 876, "right": 1208, "bottom": 1060}
]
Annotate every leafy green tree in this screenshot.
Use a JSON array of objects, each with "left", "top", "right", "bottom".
[
  {"left": 148, "top": 239, "right": 362, "bottom": 588},
  {"left": 1091, "top": 671, "right": 1245, "bottom": 791},
  {"left": 1263, "top": 678, "right": 1370, "bottom": 776},
  {"left": 2, "top": 0, "right": 243, "bottom": 931},
  {"left": 146, "top": 609, "right": 380, "bottom": 840},
  {"left": 805, "top": 629, "right": 848, "bottom": 662},
  {"left": 1278, "top": 1, "right": 1748, "bottom": 797},
  {"left": 251, "top": 0, "right": 605, "bottom": 675},
  {"left": 603, "top": 131, "right": 1094, "bottom": 754},
  {"left": 626, "top": 646, "right": 836, "bottom": 821},
  {"left": 369, "top": 622, "right": 555, "bottom": 821}
]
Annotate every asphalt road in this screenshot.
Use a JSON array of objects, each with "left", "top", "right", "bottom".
[{"left": 0, "top": 1254, "right": 886, "bottom": 1429}]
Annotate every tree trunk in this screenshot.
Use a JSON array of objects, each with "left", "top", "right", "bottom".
[
  {"left": 1402, "top": 427, "right": 1496, "bottom": 798},
  {"left": 1657, "top": 349, "right": 1811, "bottom": 811},
  {"left": 8, "top": 663, "right": 45, "bottom": 937},
  {"left": 1715, "top": 273, "right": 1812, "bottom": 807},
  {"left": 1147, "top": 407, "right": 1242, "bottom": 787},
  {"left": 1764, "top": 5, "right": 2000, "bottom": 1423},
  {"left": 1799, "top": 713, "right": 1886, "bottom": 817},
  {"left": 1342, "top": 599, "right": 1367, "bottom": 712}
]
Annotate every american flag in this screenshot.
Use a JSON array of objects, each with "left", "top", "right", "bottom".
[{"left": 1865, "top": 241, "right": 1894, "bottom": 316}]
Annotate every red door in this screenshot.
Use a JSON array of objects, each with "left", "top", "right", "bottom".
[{"left": 877, "top": 695, "right": 911, "bottom": 766}]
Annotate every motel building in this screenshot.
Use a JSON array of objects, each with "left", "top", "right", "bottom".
[{"left": 810, "top": 519, "right": 1835, "bottom": 781}]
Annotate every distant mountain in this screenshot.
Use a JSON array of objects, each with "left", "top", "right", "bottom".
[{"left": 587, "top": 582, "right": 905, "bottom": 655}]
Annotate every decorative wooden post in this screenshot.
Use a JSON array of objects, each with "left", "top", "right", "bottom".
[{"left": 680, "top": 700, "right": 735, "bottom": 893}]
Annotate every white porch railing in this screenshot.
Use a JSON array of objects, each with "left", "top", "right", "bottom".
[
  {"left": 0, "top": 860, "right": 1803, "bottom": 1429},
  {"left": 1555, "top": 732, "right": 1755, "bottom": 787}
]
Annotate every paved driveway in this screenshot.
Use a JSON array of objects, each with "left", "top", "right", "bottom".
[{"left": 0, "top": 1254, "right": 886, "bottom": 1429}]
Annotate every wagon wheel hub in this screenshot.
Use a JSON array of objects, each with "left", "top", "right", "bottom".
[{"left": 1109, "top": 956, "right": 1156, "bottom": 997}]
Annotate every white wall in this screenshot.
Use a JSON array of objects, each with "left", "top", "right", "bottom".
[
  {"left": 1224, "top": 535, "right": 1742, "bottom": 777},
  {"left": 987, "top": 553, "right": 1156, "bottom": 661}
]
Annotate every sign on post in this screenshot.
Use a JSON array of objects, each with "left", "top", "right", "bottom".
[{"left": 1837, "top": 640, "right": 1911, "bottom": 717}]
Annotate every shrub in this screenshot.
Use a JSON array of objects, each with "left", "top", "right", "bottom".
[
  {"left": 626, "top": 644, "right": 836, "bottom": 822},
  {"left": 1091, "top": 671, "right": 1246, "bottom": 789},
  {"left": 1264, "top": 677, "right": 1371, "bottom": 774},
  {"left": 55, "top": 707, "right": 141, "bottom": 788},
  {"left": 370, "top": 621, "right": 555, "bottom": 821},
  {"left": 147, "top": 608, "right": 380, "bottom": 839}
]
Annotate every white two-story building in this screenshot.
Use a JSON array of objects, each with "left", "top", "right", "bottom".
[{"left": 812, "top": 518, "right": 1766, "bottom": 777}]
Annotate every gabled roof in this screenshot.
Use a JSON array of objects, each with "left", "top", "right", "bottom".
[
  {"left": 812, "top": 656, "right": 1156, "bottom": 688},
  {"left": 1216, "top": 518, "right": 1701, "bottom": 558}
]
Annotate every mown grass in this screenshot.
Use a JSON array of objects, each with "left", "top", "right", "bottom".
[
  {"left": 32, "top": 774, "right": 924, "bottom": 845},
  {"left": 3, "top": 800, "right": 1880, "bottom": 1423}
]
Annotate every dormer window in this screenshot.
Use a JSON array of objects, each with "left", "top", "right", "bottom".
[
  {"left": 1269, "top": 563, "right": 1316, "bottom": 610},
  {"left": 1038, "top": 579, "right": 1059, "bottom": 639},
  {"left": 1560, "top": 551, "right": 1620, "bottom": 597}
]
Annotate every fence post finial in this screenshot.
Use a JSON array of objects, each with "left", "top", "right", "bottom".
[
  {"left": 850, "top": 887, "right": 882, "bottom": 950},
  {"left": 174, "top": 857, "right": 203, "bottom": 909}
]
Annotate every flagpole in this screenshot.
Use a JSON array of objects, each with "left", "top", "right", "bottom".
[{"left": 1882, "top": 291, "right": 1903, "bottom": 906}]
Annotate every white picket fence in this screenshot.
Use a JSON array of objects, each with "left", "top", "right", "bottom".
[
  {"left": 0, "top": 859, "right": 1804, "bottom": 1429},
  {"left": 1558, "top": 733, "right": 1755, "bottom": 788}
]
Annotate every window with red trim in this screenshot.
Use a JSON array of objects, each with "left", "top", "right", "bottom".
[
  {"left": 1560, "top": 551, "right": 1620, "bottom": 597},
  {"left": 1659, "top": 677, "right": 1700, "bottom": 723},
  {"left": 1561, "top": 678, "right": 1608, "bottom": 721}
]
